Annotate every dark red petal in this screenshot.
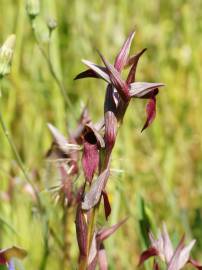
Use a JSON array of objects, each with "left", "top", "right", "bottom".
[
  {"left": 129, "top": 82, "right": 164, "bottom": 98},
  {"left": 126, "top": 48, "right": 147, "bottom": 84},
  {"left": 81, "top": 60, "right": 110, "bottom": 83},
  {"left": 138, "top": 246, "right": 158, "bottom": 266},
  {"left": 75, "top": 204, "right": 88, "bottom": 257},
  {"left": 102, "top": 191, "right": 111, "bottom": 220},
  {"left": 82, "top": 169, "right": 110, "bottom": 210},
  {"left": 114, "top": 31, "right": 135, "bottom": 72},
  {"left": 99, "top": 53, "right": 130, "bottom": 102},
  {"left": 97, "top": 218, "right": 128, "bottom": 242},
  {"left": 74, "top": 68, "right": 105, "bottom": 80},
  {"left": 82, "top": 141, "right": 99, "bottom": 183},
  {"left": 189, "top": 258, "right": 202, "bottom": 270},
  {"left": 141, "top": 97, "right": 156, "bottom": 132}
]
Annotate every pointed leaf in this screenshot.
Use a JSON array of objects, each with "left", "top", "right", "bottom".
[
  {"left": 114, "top": 31, "right": 135, "bottom": 72},
  {"left": 97, "top": 218, "right": 128, "bottom": 242},
  {"left": 130, "top": 82, "right": 164, "bottom": 98},
  {"left": 102, "top": 191, "right": 111, "bottom": 220},
  {"left": 126, "top": 48, "right": 147, "bottom": 84},
  {"left": 82, "top": 169, "right": 110, "bottom": 210},
  {"left": 138, "top": 246, "right": 158, "bottom": 266},
  {"left": 99, "top": 53, "right": 130, "bottom": 101},
  {"left": 141, "top": 97, "right": 156, "bottom": 132},
  {"left": 82, "top": 60, "right": 110, "bottom": 83}
]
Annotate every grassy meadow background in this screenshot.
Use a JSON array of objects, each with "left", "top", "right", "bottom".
[{"left": 0, "top": 0, "right": 202, "bottom": 269}]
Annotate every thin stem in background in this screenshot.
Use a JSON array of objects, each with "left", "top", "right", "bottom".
[{"left": 30, "top": 20, "right": 77, "bottom": 120}]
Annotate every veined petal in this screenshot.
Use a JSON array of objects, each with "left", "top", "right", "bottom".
[
  {"left": 129, "top": 82, "right": 164, "bottom": 98},
  {"left": 114, "top": 31, "right": 135, "bottom": 72},
  {"left": 141, "top": 97, "right": 156, "bottom": 132},
  {"left": 99, "top": 53, "right": 130, "bottom": 101},
  {"left": 162, "top": 223, "right": 174, "bottom": 263},
  {"left": 81, "top": 60, "right": 110, "bottom": 83},
  {"left": 126, "top": 48, "right": 147, "bottom": 84},
  {"left": 82, "top": 169, "right": 110, "bottom": 210},
  {"left": 176, "top": 240, "right": 196, "bottom": 270},
  {"left": 168, "top": 236, "right": 186, "bottom": 270}
]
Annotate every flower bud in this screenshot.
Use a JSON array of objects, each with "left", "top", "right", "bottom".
[
  {"left": 26, "top": 0, "right": 40, "bottom": 19},
  {"left": 47, "top": 17, "right": 57, "bottom": 32},
  {"left": 0, "top": 34, "right": 16, "bottom": 78}
]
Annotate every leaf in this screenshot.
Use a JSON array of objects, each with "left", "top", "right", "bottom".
[
  {"left": 141, "top": 97, "right": 156, "bottom": 132},
  {"left": 81, "top": 60, "right": 110, "bottom": 83},
  {"left": 126, "top": 48, "right": 147, "bottom": 84},
  {"left": 129, "top": 82, "right": 164, "bottom": 98},
  {"left": 114, "top": 31, "right": 135, "bottom": 72},
  {"left": 102, "top": 191, "right": 111, "bottom": 220},
  {"left": 97, "top": 218, "right": 128, "bottom": 242},
  {"left": 138, "top": 246, "right": 158, "bottom": 266},
  {"left": 82, "top": 169, "right": 110, "bottom": 210},
  {"left": 75, "top": 205, "right": 88, "bottom": 257}
]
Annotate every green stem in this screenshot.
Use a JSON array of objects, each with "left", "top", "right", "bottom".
[
  {"left": 30, "top": 19, "right": 76, "bottom": 119},
  {"left": 0, "top": 107, "right": 42, "bottom": 209}
]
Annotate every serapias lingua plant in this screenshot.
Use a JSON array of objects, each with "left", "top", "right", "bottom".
[
  {"left": 139, "top": 224, "right": 202, "bottom": 270},
  {"left": 73, "top": 30, "right": 165, "bottom": 269}
]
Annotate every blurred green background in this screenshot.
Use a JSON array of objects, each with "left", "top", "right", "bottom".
[{"left": 0, "top": 0, "right": 202, "bottom": 269}]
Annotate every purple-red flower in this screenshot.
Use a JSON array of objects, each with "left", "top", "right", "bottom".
[
  {"left": 75, "top": 31, "right": 165, "bottom": 131},
  {"left": 139, "top": 224, "right": 202, "bottom": 270}
]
